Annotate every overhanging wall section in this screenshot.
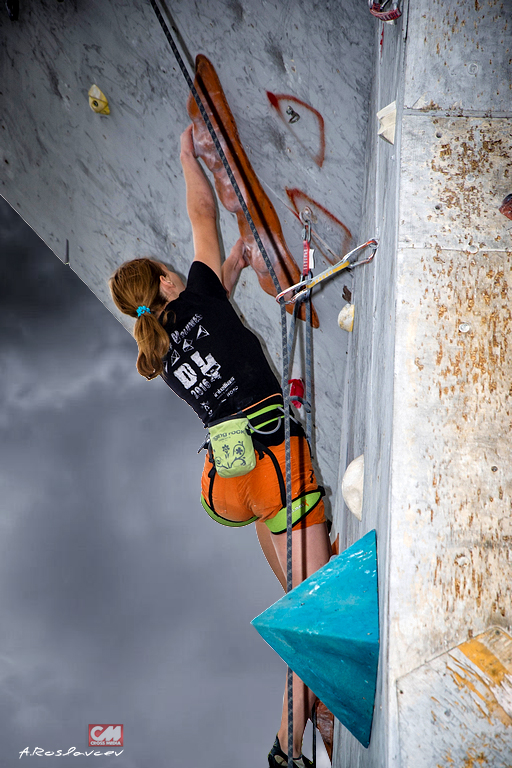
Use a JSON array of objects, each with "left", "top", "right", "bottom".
[{"left": 0, "top": 1, "right": 375, "bottom": 505}]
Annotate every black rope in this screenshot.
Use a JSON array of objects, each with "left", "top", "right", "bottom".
[
  {"left": 287, "top": 291, "right": 313, "bottom": 447},
  {"left": 148, "top": 3, "right": 295, "bottom": 764},
  {"left": 149, "top": 0, "right": 281, "bottom": 296},
  {"left": 312, "top": 702, "right": 317, "bottom": 768},
  {"left": 282, "top": 301, "right": 294, "bottom": 768},
  {"left": 305, "top": 294, "right": 313, "bottom": 447}
]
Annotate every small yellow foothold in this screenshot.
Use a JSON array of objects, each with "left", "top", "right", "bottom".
[
  {"left": 338, "top": 303, "right": 355, "bottom": 332},
  {"left": 88, "top": 84, "right": 110, "bottom": 115}
]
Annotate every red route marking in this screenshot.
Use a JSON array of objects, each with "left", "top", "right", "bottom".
[
  {"left": 267, "top": 92, "right": 325, "bottom": 168},
  {"left": 286, "top": 188, "right": 352, "bottom": 266},
  {"left": 187, "top": 55, "right": 319, "bottom": 326}
]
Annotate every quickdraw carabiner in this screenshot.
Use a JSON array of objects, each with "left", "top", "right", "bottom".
[{"left": 276, "top": 239, "right": 378, "bottom": 305}]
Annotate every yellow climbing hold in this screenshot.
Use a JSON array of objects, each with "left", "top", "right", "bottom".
[{"left": 88, "top": 84, "right": 110, "bottom": 115}]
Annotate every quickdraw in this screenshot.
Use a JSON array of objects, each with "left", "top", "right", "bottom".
[
  {"left": 369, "top": 0, "right": 402, "bottom": 21},
  {"left": 276, "top": 239, "right": 378, "bottom": 305},
  {"left": 286, "top": 208, "right": 315, "bottom": 433},
  {"left": 300, "top": 207, "right": 314, "bottom": 276}
]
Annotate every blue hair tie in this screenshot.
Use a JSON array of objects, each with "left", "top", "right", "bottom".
[{"left": 136, "top": 305, "right": 151, "bottom": 317}]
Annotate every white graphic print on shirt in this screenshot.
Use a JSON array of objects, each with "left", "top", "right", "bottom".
[
  {"left": 173, "top": 352, "right": 221, "bottom": 390},
  {"left": 166, "top": 313, "right": 238, "bottom": 410}
]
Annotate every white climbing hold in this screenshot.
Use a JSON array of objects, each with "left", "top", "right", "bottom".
[
  {"left": 377, "top": 101, "right": 396, "bottom": 144},
  {"left": 338, "top": 303, "right": 354, "bottom": 332},
  {"left": 342, "top": 454, "right": 364, "bottom": 520},
  {"left": 88, "top": 84, "right": 110, "bottom": 115}
]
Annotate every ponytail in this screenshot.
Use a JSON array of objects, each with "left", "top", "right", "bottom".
[
  {"left": 109, "top": 258, "right": 175, "bottom": 380},
  {"left": 133, "top": 311, "right": 172, "bottom": 379}
]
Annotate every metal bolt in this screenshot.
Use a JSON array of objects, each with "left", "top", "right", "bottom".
[
  {"left": 468, "top": 63, "right": 479, "bottom": 75},
  {"left": 491, "top": 466, "right": 498, "bottom": 472},
  {"left": 300, "top": 206, "right": 312, "bottom": 223},
  {"left": 458, "top": 322, "right": 471, "bottom": 333}
]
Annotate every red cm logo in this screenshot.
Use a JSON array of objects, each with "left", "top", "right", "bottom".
[{"left": 88, "top": 724, "right": 123, "bottom": 747}]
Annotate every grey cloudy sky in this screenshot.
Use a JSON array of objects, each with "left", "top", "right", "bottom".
[{"left": 0, "top": 197, "right": 331, "bottom": 768}]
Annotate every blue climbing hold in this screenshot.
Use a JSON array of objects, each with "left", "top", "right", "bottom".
[{"left": 251, "top": 529, "right": 379, "bottom": 748}]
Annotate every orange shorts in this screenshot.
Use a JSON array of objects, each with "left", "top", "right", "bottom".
[{"left": 201, "top": 435, "right": 325, "bottom": 533}]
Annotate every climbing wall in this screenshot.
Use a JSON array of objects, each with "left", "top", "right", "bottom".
[
  {"left": 0, "top": 0, "right": 374, "bottom": 512},
  {"left": 334, "top": 1, "right": 512, "bottom": 766},
  {"left": 3, "top": 1, "right": 511, "bottom": 765}
]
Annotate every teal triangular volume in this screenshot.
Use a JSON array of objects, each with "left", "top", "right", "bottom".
[{"left": 251, "top": 529, "right": 379, "bottom": 748}]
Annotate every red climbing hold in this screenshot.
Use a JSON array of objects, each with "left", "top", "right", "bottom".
[
  {"left": 289, "top": 378, "right": 305, "bottom": 409},
  {"left": 499, "top": 194, "right": 512, "bottom": 220}
]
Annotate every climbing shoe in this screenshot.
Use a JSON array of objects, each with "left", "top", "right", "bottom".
[{"left": 268, "top": 736, "right": 313, "bottom": 768}]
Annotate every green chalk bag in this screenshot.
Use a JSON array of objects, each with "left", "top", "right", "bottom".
[{"left": 208, "top": 415, "right": 257, "bottom": 479}]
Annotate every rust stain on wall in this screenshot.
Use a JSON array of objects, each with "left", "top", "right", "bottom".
[
  {"left": 430, "top": 123, "right": 510, "bottom": 240},
  {"left": 397, "top": 245, "right": 512, "bottom": 633},
  {"left": 187, "top": 55, "right": 319, "bottom": 326},
  {"left": 401, "top": 118, "right": 512, "bottom": 252},
  {"left": 399, "top": 629, "right": 512, "bottom": 766},
  {"left": 426, "top": 252, "right": 511, "bottom": 403},
  {"left": 459, "top": 638, "right": 510, "bottom": 686},
  {"left": 448, "top": 650, "right": 512, "bottom": 728}
]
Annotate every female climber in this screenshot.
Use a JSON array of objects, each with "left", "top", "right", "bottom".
[{"left": 109, "top": 125, "right": 331, "bottom": 768}]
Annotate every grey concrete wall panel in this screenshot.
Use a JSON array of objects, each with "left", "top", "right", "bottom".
[
  {"left": 389, "top": 2, "right": 512, "bottom": 766},
  {"left": 391, "top": 244, "right": 512, "bottom": 675},
  {"left": 397, "top": 628, "right": 512, "bottom": 767},
  {"left": 404, "top": 0, "right": 512, "bottom": 115},
  {"left": 400, "top": 116, "right": 512, "bottom": 252},
  {"left": 334, "top": 1, "right": 512, "bottom": 766},
  {"left": 332, "top": 10, "right": 406, "bottom": 768},
  {"left": 0, "top": 1, "right": 375, "bottom": 504},
  {"left": 1, "top": 0, "right": 187, "bottom": 298}
]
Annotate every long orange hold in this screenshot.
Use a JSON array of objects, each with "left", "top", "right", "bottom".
[{"left": 187, "top": 54, "right": 319, "bottom": 327}]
